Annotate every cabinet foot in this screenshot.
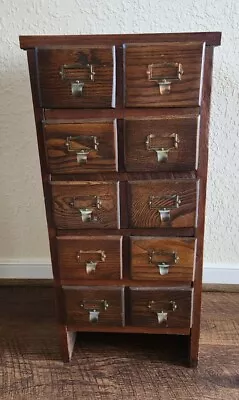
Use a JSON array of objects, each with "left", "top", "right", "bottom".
[
  {"left": 188, "top": 333, "right": 199, "bottom": 368},
  {"left": 188, "top": 358, "right": 199, "bottom": 368},
  {"left": 59, "top": 326, "right": 77, "bottom": 363}
]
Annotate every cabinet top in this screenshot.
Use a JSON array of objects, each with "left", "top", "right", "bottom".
[{"left": 19, "top": 32, "right": 221, "bottom": 49}]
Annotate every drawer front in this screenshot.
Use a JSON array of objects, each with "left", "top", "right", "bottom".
[
  {"left": 52, "top": 182, "right": 119, "bottom": 229},
  {"left": 57, "top": 236, "right": 122, "bottom": 280},
  {"left": 63, "top": 286, "right": 124, "bottom": 327},
  {"left": 124, "top": 42, "right": 204, "bottom": 107},
  {"left": 37, "top": 46, "right": 116, "bottom": 108},
  {"left": 130, "top": 237, "right": 196, "bottom": 281},
  {"left": 129, "top": 180, "right": 197, "bottom": 228},
  {"left": 130, "top": 287, "right": 192, "bottom": 328},
  {"left": 44, "top": 120, "right": 117, "bottom": 173},
  {"left": 124, "top": 116, "right": 198, "bottom": 171}
]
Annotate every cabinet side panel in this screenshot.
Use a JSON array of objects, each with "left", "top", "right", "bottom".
[
  {"left": 189, "top": 46, "right": 214, "bottom": 366},
  {"left": 26, "top": 49, "right": 76, "bottom": 361},
  {"left": 26, "top": 49, "right": 58, "bottom": 280}
]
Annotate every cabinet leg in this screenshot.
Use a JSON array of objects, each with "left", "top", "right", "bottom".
[
  {"left": 59, "top": 326, "right": 77, "bottom": 363},
  {"left": 188, "top": 358, "right": 199, "bottom": 368},
  {"left": 188, "top": 331, "right": 199, "bottom": 368}
]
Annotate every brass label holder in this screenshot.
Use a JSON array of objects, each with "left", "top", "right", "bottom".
[
  {"left": 76, "top": 249, "right": 106, "bottom": 274},
  {"left": 148, "top": 300, "right": 177, "bottom": 325},
  {"left": 80, "top": 299, "right": 109, "bottom": 323},
  {"left": 146, "top": 62, "right": 183, "bottom": 95},
  {"left": 148, "top": 194, "right": 181, "bottom": 223},
  {"left": 69, "top": 195, "right": 101, "bottom": 222},
  {"left": 145, "top": 133, "right": 179, "bottom": 163},
  {"left": 59, "top": 63, "right": 96, "bottom": 97},
  {"left": 65, "top": 135, "right": 99, "bottom": 164},
  {"left": 148, "top": 250, "right": 179, "bottom": 275}
]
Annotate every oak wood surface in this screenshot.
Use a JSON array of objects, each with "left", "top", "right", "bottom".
[
  {"left": 129, "top": 180, "right": 197, "bottom": 228},
  {"left": 189, "top": 46, "right": 214, "bottom": 365},
  {"left": 52, "top": 181, "right": 120, "bottom": 229},
  {"left": 50, "top": 171, "right": 196, "bottom": 182},
  {"left": 44, "top": 119, "right": 117, "bottom": 173},
  {"left": 2, "top": 279, "right": 238, "bottom": 292},
  {"left": 56, "top": 228, "right": 195, "bottom": 237},
  {"left": 125, "top": 42, "right": 205, "bottom": 107},
  {"left": 44, "top": 107, "right": 199, "bottom": 119},
  {"left": 124, "top": 116, "right": 199, "bottom": 171},
  {"left": 26, "top": 50, "right": 77, "bottom": 363},
  {"left": 57, "top": 235, "right": 122, "bottom": 280},
  {"left": 130, "top": 237, "right": 196, "bottom": 281},
  {"left": 37, "top": 46, "right": 116, "bottom": 108},
  {"left": 19, "top": 32, "right": 222, "bottom": 49},
  {"left": 63, "top": 286, "right": 124, "bottom": 327},
  {"left": 130, "top": 287, "right": 192, "bottom": 328},
  {"left": 67, "top": 325, "right": 190, "bottom": 335},
  {"left": 59, "top": 279, "right": 192, "bottom": 287}
]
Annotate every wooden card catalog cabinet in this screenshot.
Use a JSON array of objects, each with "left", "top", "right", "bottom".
[{"left": 20, "top": 32, "right": 221, "bottom": 366}]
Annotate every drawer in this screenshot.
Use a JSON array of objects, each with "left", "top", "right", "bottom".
[
  {"left": 52, "top": 182, "right": 119, "bottom": 229},
  {"left": 124, "top": 42, "right": 204, "bottom": 107},
  {"left": 130, "top": 237, "right": 196, "bottom": 281},
  {"left": 63, "top": 286, "right": 124, "bottom": 327},
  {"left": 124, "top": 116, "right": 199, "bottom": 171},
  {"left": 129, "top": 287, "right": 192, "bottom": 328},
  {"left": 57, "top": 236, "right": 122, "bottom": 280},
  {"left": 129, "top": 180, "right": 197, "bottom": 228},
  {"left": 37, "top": 46, "right": 116, "bottom": 108},
  {"left": 44, "top": 120, "right": 117, "bottom": 173}
]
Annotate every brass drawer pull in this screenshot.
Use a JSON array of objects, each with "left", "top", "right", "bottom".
[
  {"left": 148, "top": 300, "right": 177, "bottom": 325},
  {"left": 65, "top": 135, "right": 99, "bottom": 164},
  {"left": 148, "top": 250, "right": 179, "bottom": 275},
  {"left": 76, "top": 250, "right": 106, "bottom": 274},
  {"left": 146, "top": 62, "right": 183, "bottom": 95},
  {"left": 148, "top": 194, "right": 181, "bottom": 223},
  {"left": 59, "top": 63, "right": 96, "bottom": 97},
  {"left": 69, "top": 195, "right": 101, "bottom": 222},
  {"left": 80, "top": 299, "right": 109, "bottom": 323},
  {"left": 145, "top": 133, "right": 179, "bottom": 163}
]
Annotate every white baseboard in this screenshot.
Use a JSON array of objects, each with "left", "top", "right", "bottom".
[
  {"left": 0, "top": 260, "right": 238, "bottom": 284},
  {"left": 0, "top": 259, "right": 53, "bottom": 279},
  {"left": 202, "top": 263, "right": 239, "bottom": 284}
]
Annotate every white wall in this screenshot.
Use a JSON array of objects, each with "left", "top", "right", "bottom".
[{"left": 0, "top": 0, "right": 238, "bottom": 283}]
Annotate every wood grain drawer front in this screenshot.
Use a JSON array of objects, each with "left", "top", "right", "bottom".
[
  {"left": 124, "top": 116, "right": 199, "bottom": 172},
  {"left": 130, "top": 237, "right": 196, "bottom": 282},
  {"left": 124, "top": 42, "right": 204, "bottom": 107},
  {"left": 57, "top": 236, "right": 122, "bottom": 280},
  {"left": 37, "top": 46, "right": 116, "bottom": 108},
  {"left": 44, "top": 120, "right": 117, "bottom": 173},
  {"left": 52, "top": 182, "right": 119, "bottom": 229},
  {"left": 64, "top": 286, "right": 124, "bottom": 327},
  {"left": 130, "top": 287, "right": 192, "bottom": 328},
  {"left": 129, "top": 180, "right": 197, "bottom": 228}
]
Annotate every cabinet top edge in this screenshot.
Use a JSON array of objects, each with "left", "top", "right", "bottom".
[{"left": 19, "top": 32, "right": 222, "bottom": 49}]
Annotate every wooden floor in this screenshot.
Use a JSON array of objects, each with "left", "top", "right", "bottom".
[{"left": 0, "top": 286, "right": 238, "bottom": 400}]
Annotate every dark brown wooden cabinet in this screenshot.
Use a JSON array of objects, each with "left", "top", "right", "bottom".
[{"left": 20, "top": 32, "right": 221, "bottom": 366}]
